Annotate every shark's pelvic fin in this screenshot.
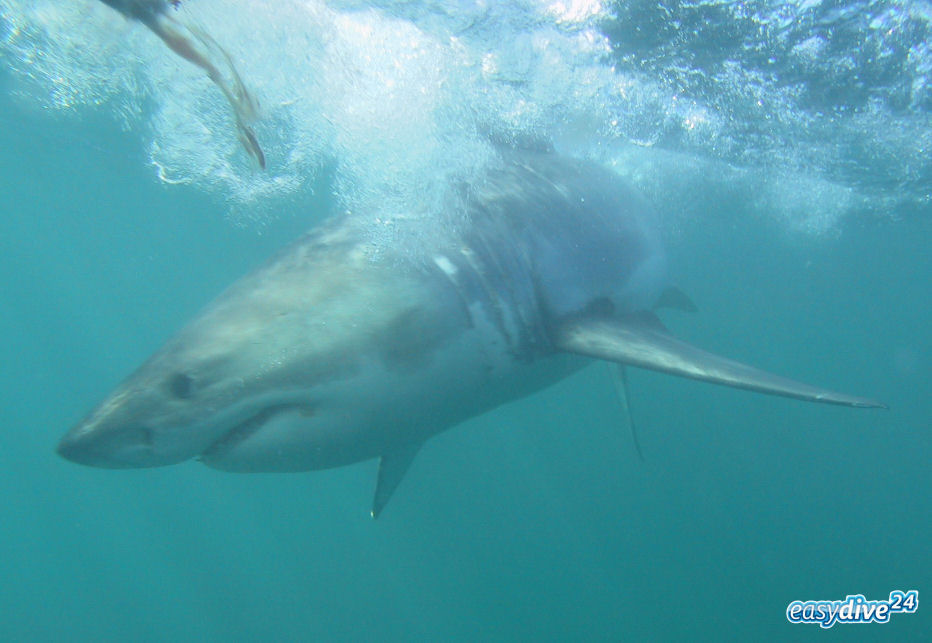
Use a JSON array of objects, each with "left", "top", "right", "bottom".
[
  {"left": 556, "top": 312, "right": 887, "bottom": 409},
  {"left": 372, "top": 441, "right": 423, "bottom": 519},
  {"left": 655, "top": 286, "right": 698, "bottom": 313},
  {"left": 607, "top": 363, "right": 644, "bottom": 461}
]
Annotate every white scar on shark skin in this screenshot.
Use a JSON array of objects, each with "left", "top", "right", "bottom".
[
  {"left": 98, "top": 0, "right": 265, "bottom": 169},
  {"left": 58, "top": 151, "right": 886, "bottom": 518}
]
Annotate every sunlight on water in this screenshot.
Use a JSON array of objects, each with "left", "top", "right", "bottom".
[{"left": 6, "top": 0, "right": 927, "bottom": 234}]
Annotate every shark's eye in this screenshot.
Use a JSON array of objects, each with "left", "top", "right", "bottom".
[{"left": 167, "top": 373, "right": 195, "bottom": 399}]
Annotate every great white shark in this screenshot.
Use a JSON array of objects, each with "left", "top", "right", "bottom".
[{"left": 57, "top": 151, "right": 885, "bottom": 516}]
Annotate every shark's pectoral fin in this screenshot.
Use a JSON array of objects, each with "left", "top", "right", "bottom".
[
  {"left": 555, "top": 312, "right": 886, "bottom": 409},
  {"left": 607, "top": 363, "right": 644, "bottom": 461},
  {"left": 372, "top": 441, "right": 423, "bottom": 519}
]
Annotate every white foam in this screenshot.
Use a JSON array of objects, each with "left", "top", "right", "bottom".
[{"left": 3, "top": 0, "right": 921, "bottom": 235}]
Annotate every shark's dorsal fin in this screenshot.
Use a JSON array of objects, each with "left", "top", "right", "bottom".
[
  {"left": 555, "top": 313, "right": 886, "bottom": 409},
  {"left": 608, "top": 363, "right": 644, "bottom": 461},
  {"left": 372, "top": 441, "right": 423, "bottom": 519},
  {"left": 655, "top": 286, "right": 698, "bottom": 313}
]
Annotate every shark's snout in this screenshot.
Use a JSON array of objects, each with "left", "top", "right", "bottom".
[{"left": 57, "top": 421, "right": 156, "bottom": 469}]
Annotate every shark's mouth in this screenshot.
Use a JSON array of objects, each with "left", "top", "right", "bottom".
[{"left": 200, "top": 403, "right": 315, "bottom": 461}]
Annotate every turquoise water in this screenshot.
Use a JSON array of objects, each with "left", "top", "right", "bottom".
[{"left": 2, "top": 1, "right": 930, "bottom": 640}]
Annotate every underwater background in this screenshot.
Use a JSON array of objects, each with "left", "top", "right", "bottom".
[{"left": 1, "top": 1, "right": 929, "bottom": 640}]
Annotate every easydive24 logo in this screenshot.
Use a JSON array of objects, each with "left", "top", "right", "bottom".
[{"left": 787, "top": 590, "right": 918, "bottom": 628}]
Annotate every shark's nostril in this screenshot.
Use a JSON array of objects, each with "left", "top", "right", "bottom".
[{"left": 137, "top": 426, "right": 155, "bottom": 447}]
